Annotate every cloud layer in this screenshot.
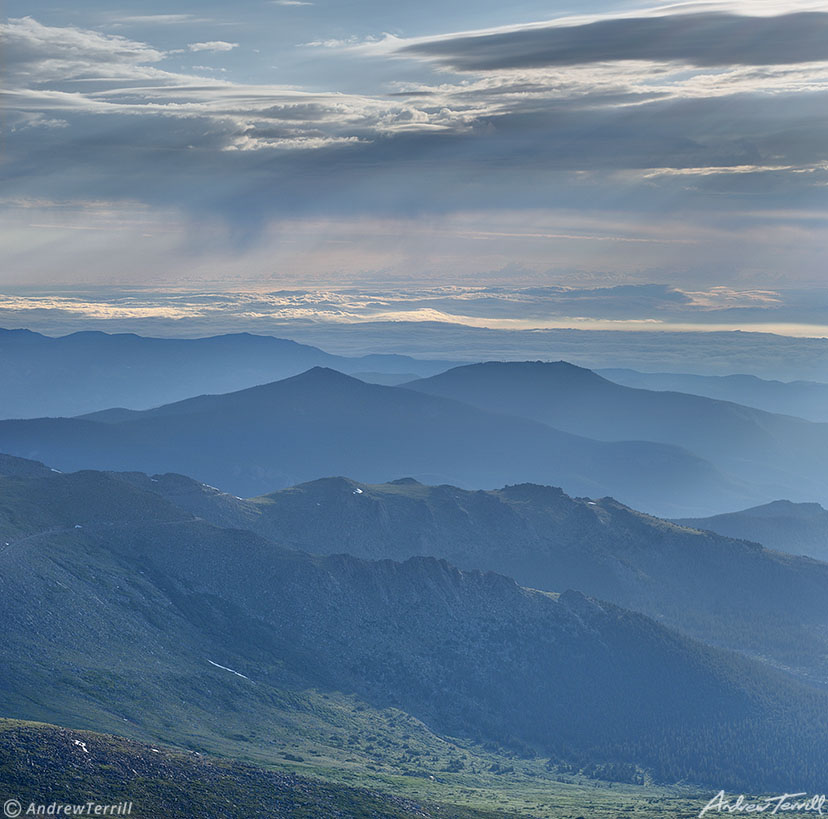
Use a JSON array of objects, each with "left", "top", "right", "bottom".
[
  {"left": 2, "top": 4, "right": 827, "bottom": 285},
  {"left": 2, "top": 285, "right": 828, "bottom": 380},
  {"left": 398, "top": 12, "right": 828, "bottom": 69}
]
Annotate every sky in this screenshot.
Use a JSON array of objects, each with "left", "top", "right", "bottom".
[{"left": 1, "top": 0, "right": 827, "bottom": 337}]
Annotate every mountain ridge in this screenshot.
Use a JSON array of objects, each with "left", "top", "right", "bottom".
[
  {"left": 0, "top": 368, "right": 749, "bottom": 516},
  {"left": 599, "top": 367, "right": 828, "bottom": 422},
  {"left": 0, "top": 327, "right": 457, "bottom": 420},
  {"left": 121, "top": 468, "right": 828, "bottom": 683},
  {"left": 404, "top": 360, "right": 828, "bottom": 507},
  {"left": 2, "top": 464, "right": 827, "bottom": 791},
  {"left": 675, "top": 500, "right": 828, "bottom": 562}
]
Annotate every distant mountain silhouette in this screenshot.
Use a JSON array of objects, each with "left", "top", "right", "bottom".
[
  {"left": 0, "top": 327, "right": 456, "bottom": 419},
  {"left": 2, "top": 464, "right": 827, "bottom": 791},
  {"left": 0, "top": 367, "right": 751, "bottom": 517},
  {"left": 676, "top": 500, "right": 828, "bottom": 562},
  {"left": 405, "top": 361, "right": 828, "bottom": 507},
  {"left": 600, "top": 367, "right": 828, "bottom": 423}
]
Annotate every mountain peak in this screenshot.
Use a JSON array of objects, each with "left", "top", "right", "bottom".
[
  {"left": 287, "top": 366, "right": 365, "bottom": 384},
  {"left": 290, "top": 476, "right": 363, "bottom": 494},
  {"left": 759, "top": 499, "right": 827, "bottom": 515},
  {"left": 0, "top": 328, "right": 46, "bottom": 343},
  {"left": 442, "top": 360, "right": 601, "bottom": 378},
  {"left": 406, "top": 360, "right": 611, "bottom": 394}
]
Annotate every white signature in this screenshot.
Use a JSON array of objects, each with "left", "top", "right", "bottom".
[{"left": 701, "top": 791, "right": 827, "bottom": 816}]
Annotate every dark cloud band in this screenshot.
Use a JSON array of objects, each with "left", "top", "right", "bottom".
[{"left": 399, "top": 13, "right": 828, "bottom": 70}]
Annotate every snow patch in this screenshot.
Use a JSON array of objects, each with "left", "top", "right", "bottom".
[
  {"left": 73, "top": 739, "right": 89, "bottom": 754},
  {"left": 352, "top": 488, "right": 364, "bottom": 495},
  {"left": 208, "top": 659, "right": 250, "bottom": 680}
]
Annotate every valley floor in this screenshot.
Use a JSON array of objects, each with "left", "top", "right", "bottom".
[{"left": 0, "top": 718, "right": 706, "bottom": 819}]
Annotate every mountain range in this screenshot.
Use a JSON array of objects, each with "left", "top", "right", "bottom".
[
  {"left": 0, "top": 367, "right": 750, "bottom": 517},
  {"left": 3, "top": 338, "right": 826, "bottom": 516},
  {"left": 127, "top": 470, "right": 828, "bottom": 684},
  {"left": 676, "top": 500, "right": 828, "bottom": 563},
  {"left": 4, "top": 348, "right": 828, "bottom": 808},
  {"left": 0, "top": 328, "right": 455, "bottom": 420},
  {"left": 2, "top": 460, "right": 827, "bottom": 793},
  {"left": 405, "top": 361, "right": 828, "bottom": 508},
  {"left": 600, "top": 367, "right": 828, "bottom": 423}
]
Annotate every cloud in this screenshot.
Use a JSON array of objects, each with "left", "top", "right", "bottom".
[
  {"left": 1, "top": 9, "right": 826, "bottom": 291},
  {"left": 3, "top": 289, "right": 828, "bottom": 380},
  {"left": 4, "top": 14, "right": 827, "bottom": 176},
  {"left": 1, "top": 285, "right": 827, "bottom": 345},
  {"left": 0, "top": 17, "right": 469, "bottom": 154},
  {"left": 271, "top": 1, "right": 314, "bottom": 5},
  {"left": 679, "top": 286, "right": 784, "bottom": 308},
  {"left": 396, "top": 12, "right": 828, "bottom": 70},
  {"left": 2, "top": 16, "right": 166, "bottom": 83},
  {"left": 188, "top": 41, "right": 239, "bottom": 53},
  {"left": 226, "top": 134, "right": 367, "bottom": 151},
  {"left": 652, "top": 1, "right": 828, "bottom": 15}
]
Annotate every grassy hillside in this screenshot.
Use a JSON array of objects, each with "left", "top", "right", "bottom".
[
  {"left": 0, "top": 453, "right": 55, "bottom": 479},
  {"left": 0, "top": 469, "right": 190, "bottom": 540},
  {"left": 0, "top": 718, "right": 709, "bottom": 819},
  {"left": 1, "top": 467, "right": 827, "bottom": 794},
  {"left": 0, "top": 718, "right": 524, "bottom": 819}
]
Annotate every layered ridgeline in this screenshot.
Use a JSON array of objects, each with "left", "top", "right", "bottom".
[
  {"left": 134, "top": 472, "right": 828, "bottom": 684},
  {"left": 0, "top": 368, "right": 755, "bottom": 518},
  {"left": 405, "top": 361, "right": 828, "bottom": 509},
  {"left": 676, "top": 501, "right": 828, "bottom": 563},
  {"left": 0, "top": 720, "right": 488, "bottom": 819},
  {"left": 599, "top": 368, "right": 828, "bottom": 423},
  {"left": 1, "top": 462, "right": 828, "bottom": 793},
  {"left": 0, "top": 328, "right": 455, "bottom": 419}
]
